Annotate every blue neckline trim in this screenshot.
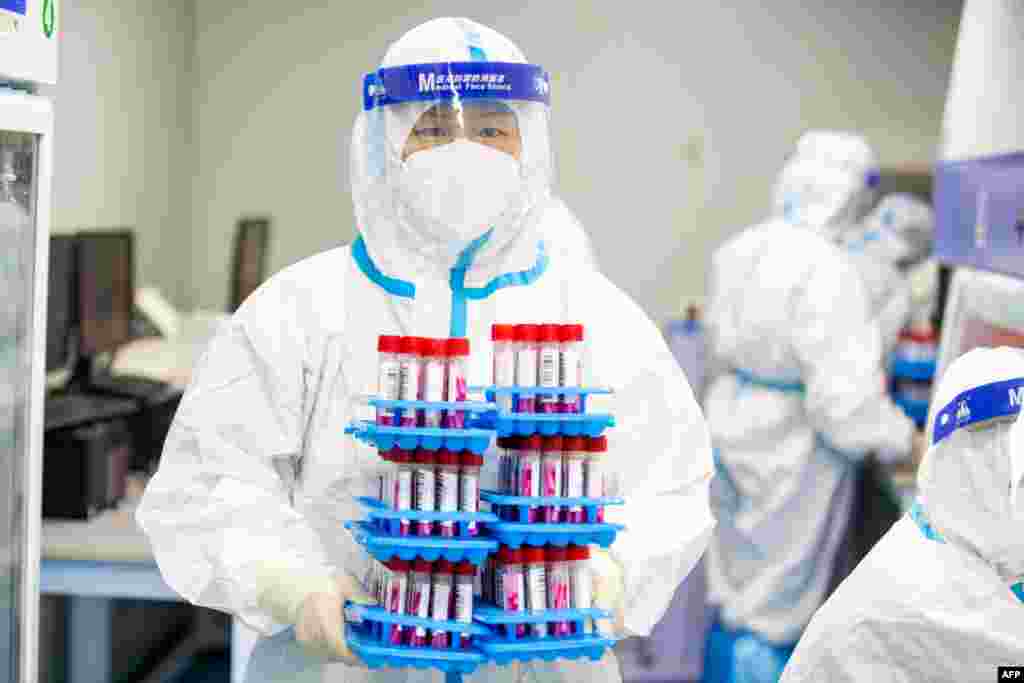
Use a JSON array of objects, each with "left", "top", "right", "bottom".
[
  {"left": 350, "top": 232, "right": 548, "bottom": 338},
  {"left": 449, "top": 234, "right": 549, "bottom": 337},
  {"left": 732, "top": 368, "right": 805, "bottom": 393},
  {"left": 910, "top": 500, "right": 946, "bottom": 544},
  {"left": 351, "top": 235, "right": 416, "bottom": 299}
]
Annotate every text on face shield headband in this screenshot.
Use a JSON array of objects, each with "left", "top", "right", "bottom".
[{"left": 932, "top": 377, "right": 1024, "bottom": 445}]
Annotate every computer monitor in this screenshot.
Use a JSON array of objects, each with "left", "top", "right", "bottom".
[
  {"left": 46, "top": 234, "right": 76, "bottom": 372},
  {"left": 77, "top": 230, "right": 133, "bottom": 357},
  {"left": 935, "top": 266, "right": 1024, "bottom": 385},
  {"left": 229, "top": 217, "right": 270, "bottom": 312}
]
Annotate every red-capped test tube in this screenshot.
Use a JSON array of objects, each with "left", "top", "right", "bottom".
[
  {"left": 500, "top": 547, "right": 527, "bottom": 637},
  {"left": 492, "top": 324, "right": 516, "bottom": 413},
  {"left": 379, "top": 449, "right": 393, "bottom": 509},
  {"left": 541, "top": 436, "right": 564, "bottom": 522},
  {"left": 421, "top": 339, "right": 446, "bottom": 428},
  {"left": 514, "top": 324, "right": 539, "bottom": 413},
  {"left": 453, "top": 562, "right": 476, "bottom": 648},
  {"left": 386, "top": 559, "right": 410, "bottom": 645},
  {"left": 444, "top": 337, "right": 470, "bottom": 428},
  {"left": 524, "top": 547, "right": 548, "bottom": 637},
  {"left": 537, "top": 324, "right": 561, "bottom": 413},
  {"left": 585, "top": 436, "right": 607, "bottom": 522},
  {"left": 398, "top": 337, "right": 422, "bottom": 427},
  {"left": 568, "top": 545, "right": 592, "bottom": 632},
  {"left": 377, "top": 335, "right": 402, "bottom": 425},
  {"left": 459, "top": 451, "right": 483, "bottom": 536},
  {"left": 408, "top": 560, "right": 432, "bottom": 646},
  {"left": 393, "top": 450, "right": 413, "bottom": 536},
  {"left": 430, "top": 559, "right": 454, "bottom": 648},
  {"left": 559, "top": 324, "right": 585, "bottom": 413},
  {"left": 518, "top": 435, "right": 542, "bottom": 523},
  {"left": 546, "top": 547, "right": 571, "bottom": 636},
  {"left": 436, "top": 450, "right": 460, "bottom": 538}
]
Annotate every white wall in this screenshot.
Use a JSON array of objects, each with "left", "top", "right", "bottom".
[
  {"left": 190, "top": 1, "right": 961, "bottom": 319},
  {"left": 44, "top": 0, "right": 194, "bottom": 306}
]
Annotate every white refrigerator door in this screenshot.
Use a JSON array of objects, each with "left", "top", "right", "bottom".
[{"left": 0, "top": 90, "right": 52, "bottom": 683}]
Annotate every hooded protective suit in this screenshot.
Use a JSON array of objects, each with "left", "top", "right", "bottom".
[
  {"left": 702, "top": 131, "right": 916, "bottom": 683},
  {"left": 137, "top": 17, "right": 714, "bottom": 683},
  {"left": 544, "top": 197, "right": 599, "bottom": 270},
  {"left": 840, "top": 193, "right": 935, "bottom": 354},
  {"left": 781, "top": 347, "right": 1024, "bottom": 682}
]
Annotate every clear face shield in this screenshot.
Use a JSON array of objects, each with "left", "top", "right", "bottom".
[
  {"left": 352, "top": 61, "right": 554, "bottom": 262},
  {"left": 926, "top": 377, "right": 1024, "bottom": 534}
]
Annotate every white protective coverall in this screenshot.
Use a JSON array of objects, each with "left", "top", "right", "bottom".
[
  {"left": 702, "top": 131, "right": 916, "bottom": 682},
  {"left": 782, "top": 346, "right": 1024, "bottom": 682},
  {"left": 136, "top": 17, "right": 714, "bottom": 683},
  {"left": 841, "top": 193, "right": 935, "bottom": 354},
  {"left": 544, "top": 197, "right": 599, "bottom": 271}
]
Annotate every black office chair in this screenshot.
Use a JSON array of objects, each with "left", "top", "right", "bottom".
[{"left": 228, "top": 217, "right": 271, "bottom": 313}]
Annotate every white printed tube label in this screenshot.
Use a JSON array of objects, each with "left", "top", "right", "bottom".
[
  {"left": 455, "top": 580, "right": 474, "bottom": 623},
  {"left": 538, "top": 348, "right": 559, "bottom": 413},
  {"left": 494, "top": 349, "right": 515, "bottom": 413},
  {"left": 415, "top": 467, "right": 436, "bottom": 535},
  {"left": 526, "top": 564, "right": 548, "bottom": 637},
  {"left": 559, "top": 348, "right": 582, "bottom": 412},
  {"left": 438, "top": 469, "right": 459, "bottom": 537},
  {"left": 378, "top": 360, "right": 401, "bottom": 424},
  {"left": 570, "top": 565, "right": 592, "bottom": 610},
  {"left": 396, "top": 470, "right": 412, "bottom": 535},
  {"left": 399, "top": 360, "right": 420, "bottom": 426},
  {"left": 542, "top": 455, "right": 562, "bottom": 522},
  {"left": 460, "top": 471, "right": 480, "bottom": 535},
  {"left": 565, "top": 456, "right": 585, "bottom": 522},
  {"left": 516, "top": 349, "right": 537, "bottom": 412},
  {"left": 423, "top": 360, "right": 445, "bottom": 427}
]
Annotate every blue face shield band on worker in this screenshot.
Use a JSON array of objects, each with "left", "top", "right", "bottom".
[
  {"left": 136, "top": 16, "right": 716, "bottom": 683},
  {"left": 780, "top": 348, "right": 1024, "bottom": 682}
]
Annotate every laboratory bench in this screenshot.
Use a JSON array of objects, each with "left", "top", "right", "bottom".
[{"left": 40, "top": 475, "right": 244, "bottom": 683}]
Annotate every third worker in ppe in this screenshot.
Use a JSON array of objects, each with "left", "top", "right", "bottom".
[
  {"left": 136, "top": 17, "right": 714, "bottom": 683},
  {"left": 781, "top": 347, "right": 1024, "bottom": 682},
  {"left": 840, "top": 193, "right": 936, "bottom": 356},
  {"left": 701, "top": 130, "right": 922, "bottom": 683}
]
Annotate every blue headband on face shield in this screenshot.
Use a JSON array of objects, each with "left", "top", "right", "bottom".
[
  {"left": 932, "top": 377, "right": 1024, "bottom": 445},
  {"left": 363, "top": 61, "right": 551, "bottom": 111}
]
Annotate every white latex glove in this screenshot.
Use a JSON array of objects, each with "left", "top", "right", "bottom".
[
  {"left": 255, "top": 564, "right": 376, "bottom": 665},
  {"left": 590, "top": 547, "right": 626, "bottom": 637}
]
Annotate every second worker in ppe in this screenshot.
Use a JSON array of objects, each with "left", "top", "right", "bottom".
[
  {"left": 781, "top": 347, "right": 1024, "bottom": 681},
  {"left": 136, "top": 17, "right": 715, "bottom": 683},
  {"left": 701, "top": 131, "right": 920, "bottom": 683},
  {"left": 840, "top": 193, "right": 936, "bottom": 356}
]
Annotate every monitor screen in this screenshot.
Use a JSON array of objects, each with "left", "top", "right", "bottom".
[
  {"left": 230, "top": 217, "right": 270, "bottom": 312},
  {"left": 936, "top": 267, "right": 1024, "bottom": 384},
  {"left": 77, "top": 230, "right": 133, "bottom": 357},
  {"left": 46, "top": 235, "right": 76, "bottom": 372}
]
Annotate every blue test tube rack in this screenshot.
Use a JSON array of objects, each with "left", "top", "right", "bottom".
[{"left": 344, "top": 386, "right": 623, "bottom": 682}]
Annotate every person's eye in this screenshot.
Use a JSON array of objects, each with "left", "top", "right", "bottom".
[
  {"left": 478, "top": 127, "right": 505, "bottom": 139},
  {"left": 415, "top": 127, "right": 449, "bottom": 138}
]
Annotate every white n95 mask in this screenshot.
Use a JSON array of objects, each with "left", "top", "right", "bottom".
[{"left": 396, "top": 139, "right": 523, "bottom": 250}]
